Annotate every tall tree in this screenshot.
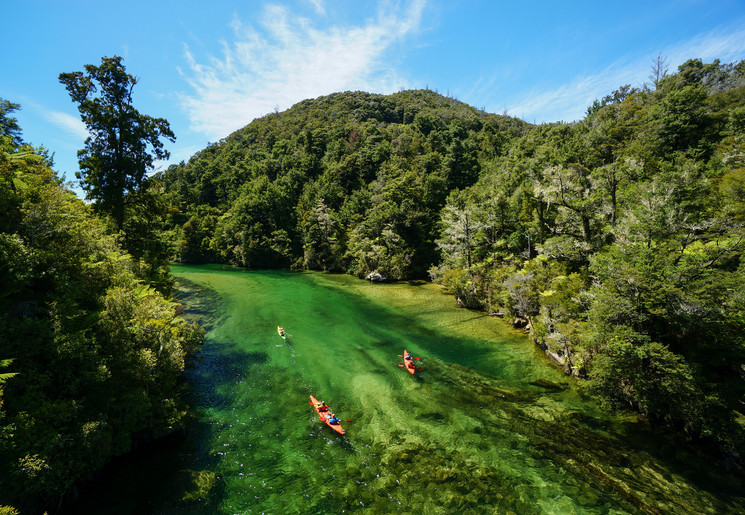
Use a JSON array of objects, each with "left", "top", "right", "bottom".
[
  {"left": 0, "top": 99, "right": 24, "bottom": 146},
  {"left": 437, "top": 190, "right": 482, "bottom": 269},
  {"left": 59, "top": 56, "right": 175, "bottom": 230},
  {"left": 649, "top": 53, "right": 669, "bottom": 89}
]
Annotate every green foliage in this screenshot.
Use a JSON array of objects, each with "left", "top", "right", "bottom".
[
  {"left": 59, "top": 56, "right": 175, "bottom": 231},
  {"left": 0, "top": 115, "right": 202, "bottom": 512},
  {"left": 157, "top": 59, "right": 745, "bottom": 455},
  {"left": 161, "top": 89, "right": 527, "bottom": 278},
  {"left": 0, "top": 359, "right": 18, "bottom": 385},
  {"left": 0, "top": 99, "right": 24, "bottom": 146},
  {"left": 586, "top": 328, "right": 698, "bottom": 425},
  {"left": 425, "top": 59, "right": 745, "bottom": 451},
  {"left": 177, "top": 205, "right": 221, "bottom": 263}
]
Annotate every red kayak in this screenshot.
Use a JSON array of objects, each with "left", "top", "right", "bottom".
[
  {"left": 403, "top": 349, "right": 416, "bottom": 375},
  {"left": 309, "top": 395, "right": 345, "bottom": 435}
]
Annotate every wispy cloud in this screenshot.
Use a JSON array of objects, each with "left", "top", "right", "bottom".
[
  {"left": 664, "top": 22, "right": 745, "bottom": 69},
  {"left": 42, "top": 110, "right": 88, "bottom": 140},
  {"left": 306, "top": 0, "right": 326, "bottom": 16},
  {"left": 179, "top": 1, "right": 425, "bottom": 141},
  {"left": 508, "top": 19, "right": 745, "bottom": 123},
  {"left": 508, "top": 62, "right": 641, "bottom": 123}
]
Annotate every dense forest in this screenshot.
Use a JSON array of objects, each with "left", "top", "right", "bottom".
[
  {"left": 160, "top": 58, "right": 745, "bottom": 460},
  {"left": 2, "top": 55, "right": 744, "bottom": 512},
  {"left": 0, "top": 60, "right": 203, "bottom": 513}
]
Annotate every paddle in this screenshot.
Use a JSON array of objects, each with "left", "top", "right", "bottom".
[
  {"left": 398, "top": 354, "right": 422, "bottom": 360},
  {"left": 398, "top": 364, "right": 423, "bottom": 370},
  {"left": 309, "top": 402, "right": 351, "bottom": 422}
]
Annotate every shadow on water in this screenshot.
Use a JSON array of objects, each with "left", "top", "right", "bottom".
[
  {"left": 66, "top": 267, "right": 745, "bottom": 514},
  {"left": 298, "top": 272, "right": 745, "bottom": 513},
  {"left": 64, "top": 348, "right": 271, "bottom": 513},
  {"left": 58, "top": 430, "right": 227, "bottom": 515},
  {"left": 61, "top": 279, "right": 277, "bottom": 514},
  {"left": 173, "top": 276, "right": 226, "bottom": 335}
]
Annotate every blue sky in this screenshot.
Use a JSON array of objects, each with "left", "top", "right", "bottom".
[{"left": 3, "top": 0, "right": 745, "bottom": 189}]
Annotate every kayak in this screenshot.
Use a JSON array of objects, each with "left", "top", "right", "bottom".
[
  {"left": 403, "top": 349, "right": 416, "bottom": 375},
  {"left": 277, "top": 326, "right": 286, "bottom": 339},
  {"left": 309, "top": 395, "right": 345, "bottom": 435}
]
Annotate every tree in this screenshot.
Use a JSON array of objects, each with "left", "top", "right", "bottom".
[
  {"left": 436, "top": 190, "right": 482, "bottom": 269},
  {"left": 0, "top": 99, "right": 24, "bottom": 146},
  {"left": 59, "top": 56, "right": 175, "bottom": 230},
  {"left": 649, "top": 53, "right": 669, "bottom": 89},
  {"left": 0, "top": 126, "right": 203, "bottom": 510},
  {"left": 301, "top": 198, "right": 342, "bottom": 270},
  {"left": 533, "top": 163, "right": 602, "bottom": 262}
]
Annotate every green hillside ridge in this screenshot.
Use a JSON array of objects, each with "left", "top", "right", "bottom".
[
  {"left": 161, "top": 88, "right": 528, "bottom": 275},
  {"left": 160, "top": 58, "right": 745, "bottom": 459}
]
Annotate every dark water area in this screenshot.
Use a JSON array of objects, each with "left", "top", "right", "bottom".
[{"left": 66, "top": 265, "right": 745, "bottom": 514}]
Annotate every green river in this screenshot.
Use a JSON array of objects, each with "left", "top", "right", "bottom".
[{"left": 69, "top": 264, "right": 745, "bottom": 514}]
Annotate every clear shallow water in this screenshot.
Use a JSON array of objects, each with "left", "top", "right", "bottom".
[{"left": 68, "top": 265, "right": 745, "bottom": 514}]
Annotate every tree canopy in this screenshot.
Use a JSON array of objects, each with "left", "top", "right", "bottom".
[
  {"left": 0, "top": 97, "right": 202, "bottom": 513},
  {"left": 159, "top": 59, "right": 745, "bottom": 458},
  {"left": 59, "top": 55, "right": 175, "bottom": 231},
  {"left": 3, "top": 53, "right": 745, "bottom": 510}
]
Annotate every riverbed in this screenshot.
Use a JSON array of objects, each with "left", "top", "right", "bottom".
[{"left": 68, "top": 265, "right": 745, "bottom": 514}]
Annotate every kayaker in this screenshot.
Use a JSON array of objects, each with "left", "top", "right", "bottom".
[
  {"left": 328, "top": 415, "right": 340, "bottom": 425},
  {"left": 315, "top": 401, "right": 328, "bottom": 412}
]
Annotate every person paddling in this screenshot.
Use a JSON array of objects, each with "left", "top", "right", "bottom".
[{"left": 404, "top": 352, "right": 415, "bottom": 369}]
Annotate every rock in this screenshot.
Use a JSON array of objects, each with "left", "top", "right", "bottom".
[
  {"left": 366, "top": 270, "right": 387, "bottom": 282},
  {"left": 513, "top": 317, "right": 528, "bottom": 328}
]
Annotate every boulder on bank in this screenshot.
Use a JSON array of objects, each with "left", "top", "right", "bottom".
[
  {"left": 513, "top": 316, "right": 528, "bottom": 328},
  {"left": 366, "top": 271, "right": 388, "bottom": 282}
]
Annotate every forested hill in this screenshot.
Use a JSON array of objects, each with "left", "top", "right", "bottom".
[
  {"left": 160, "top": 58, "right": 745, "bottom": 461},
  {"left": 160, "top": 89, "right": 529, "bottom": 276}
]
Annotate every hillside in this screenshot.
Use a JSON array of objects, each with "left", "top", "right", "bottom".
[
  {"left": 160, "top": 88, "right": 529, "bottom": 277},
  {"left": 159, "top": 59, "right": 745, "bottom": 459}
]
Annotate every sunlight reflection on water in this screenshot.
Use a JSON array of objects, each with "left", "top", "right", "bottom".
[{"left": 62, "top": 266, "right": 745, "bottom": 514}]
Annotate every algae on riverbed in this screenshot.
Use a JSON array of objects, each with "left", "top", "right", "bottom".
[{"left": 65, "top": 265, "right": 745, "bottom": 514}]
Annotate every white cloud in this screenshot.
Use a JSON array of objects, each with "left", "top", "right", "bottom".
[
  {"left": 508, "top": 62, "right": 641, "bottom": 123},
  {"left": 508, "top": 20, "right": 745, "bottom": 124},
  {"left": 178, "top": 1, "right": 425, "bottom": 141},
  {"left": 662, "top": 23, "right": 745, "bottom": 71},
  {"left": 306, "top": 0, "right": 326, "bottom": 16},
  {"left": 42, "top": 110, "right": 88, "bottom": 140}
]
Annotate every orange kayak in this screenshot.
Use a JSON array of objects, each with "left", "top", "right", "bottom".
[
  {"left": 403, "top": 349, "right": 416, "bottom": 375},
  {"left": 309, "top": 395, "right": 345, "bottom": 435}
]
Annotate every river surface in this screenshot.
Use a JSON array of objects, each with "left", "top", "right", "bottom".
[{"left": 69, "top": 265, "right": 745, "bottom": 514}]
